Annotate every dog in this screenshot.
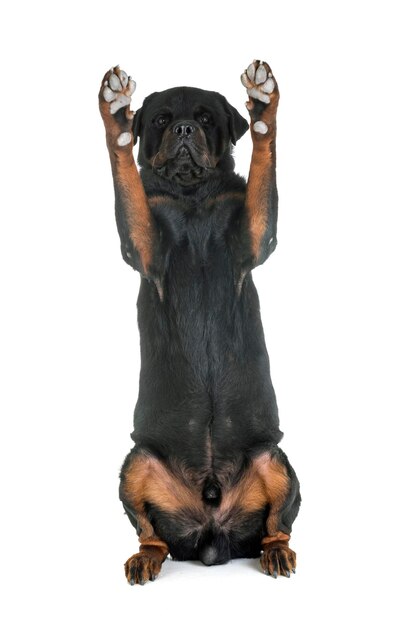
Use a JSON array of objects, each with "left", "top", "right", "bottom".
[{"left": 98, "top": 60, "right": 301, "bottom": 585}]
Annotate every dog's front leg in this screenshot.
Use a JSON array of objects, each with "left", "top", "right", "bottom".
[
  {"left": 99, "top": 67, "right": 163, "bottom": 296},
  {"left": 241, "top": 60, "right": 279, "bottom": 269}
]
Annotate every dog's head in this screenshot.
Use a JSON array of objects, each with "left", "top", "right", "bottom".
[{"left": 132, "top": 87, "right": 249, "bottom": 186}]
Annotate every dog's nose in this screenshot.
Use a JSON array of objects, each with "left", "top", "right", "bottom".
[{"left": 172, "top": 122, "right": 196, "bottom": 136}]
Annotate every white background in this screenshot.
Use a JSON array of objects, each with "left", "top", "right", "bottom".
[{"left": 1, "top": 0, "right": 402, "bottom": 624}]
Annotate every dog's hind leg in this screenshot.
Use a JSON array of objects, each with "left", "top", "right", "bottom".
[
  {"left": 119, "top": 450, "right": 173, "bottom": 585},
  {"left": 121, "top": 501, "right": 170, "bottom": 585},
  {"left": 119, "top": 449, "right": 206, "bottom": 584},
  {"left": 252, "top": 447, "right": 301, "bottom": 578}
]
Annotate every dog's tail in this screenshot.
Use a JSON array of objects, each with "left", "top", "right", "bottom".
[{"left": 198, "top": 526, "right": 231, "bottom": 566}]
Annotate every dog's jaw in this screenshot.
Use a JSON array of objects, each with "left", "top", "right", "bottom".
[{"left": 148, "top": 124, "right": 215, "bottom": 186}]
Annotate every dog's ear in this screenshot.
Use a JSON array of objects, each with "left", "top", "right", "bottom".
[
  {"left": 132, "top": 106, "right": 143, "bottom": 144},
  {"left": 221, "top": 97, "right": 249, "bottom": 145},
  {"left": 132, "top": 92, "right": 160, "bottom": 143}
]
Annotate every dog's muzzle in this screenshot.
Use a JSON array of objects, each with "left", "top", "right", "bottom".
[{"left": 152, "top": 120, "right": 214, "bottom": 181}]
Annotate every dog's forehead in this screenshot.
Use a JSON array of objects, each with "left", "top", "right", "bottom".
[{"left": 143, "top": 87, "right": 225, "bottom": 117}]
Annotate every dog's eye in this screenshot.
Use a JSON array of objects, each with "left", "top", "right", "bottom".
[
  {"left": 199, "top": 113, "right": 210, "bottom": 126},
  {"left": 154, "top": 115, "right": 169, "bottom": 128}
]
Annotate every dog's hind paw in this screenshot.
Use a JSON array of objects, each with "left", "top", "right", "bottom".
[
  {"left": 102, "top": 66, "right": 136, "bottom": 114},
  {"left": 124, "top": 551, "right": 163, "bottom": 585},
  {"left": 260, "top": 544, "right": 296, "bottom": 579}
]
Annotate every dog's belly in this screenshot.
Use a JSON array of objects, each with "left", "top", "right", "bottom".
[{"left": 134, "top": 243, "right": 282, "bottom": 457}]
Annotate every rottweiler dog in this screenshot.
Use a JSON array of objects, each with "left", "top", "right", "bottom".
[{"left": 98, "top": 60, "right": 301, "bottom": 585}]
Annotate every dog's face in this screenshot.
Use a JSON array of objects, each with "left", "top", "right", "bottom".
[{"left": 133, "top": 87, "right": 249, "bottom": 186}]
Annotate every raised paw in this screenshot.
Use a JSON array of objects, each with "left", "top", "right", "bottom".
[
  {"left": 99, "top": 66, "right": 138, "bottom": 148},
  {"left": 260, "top": 544, "right": 296, "bottom": 579},
  {"left": 241, "top": 60, "right": 279, "bottom": 134},
  {"left": 241, "top": 60, "right": 277, "bottom": 104},
  {"left": 101, "top": 66, "right": 136, "bottom": 115},
  {"left": 124, "top": 550, "right": 163, "bottom": 586}
]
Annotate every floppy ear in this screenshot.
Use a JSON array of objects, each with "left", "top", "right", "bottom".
[
  {"left": 132, "top": 106, "right": 143, "bottom": 144},
  {"left": 221, "top": 97, "right": 249, "bottom": 145},
  {"left": 132, "top": 92, "right": 160, "bottom": 144}
]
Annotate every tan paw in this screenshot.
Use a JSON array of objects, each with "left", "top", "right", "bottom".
[
  {"left": 124, "top": 551, "right": 163, "bottom": 585},
  {"left": 260, "top": 543, "right": 296, "bottom": 578}
]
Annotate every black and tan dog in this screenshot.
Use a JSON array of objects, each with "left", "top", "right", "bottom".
[{"left": 99, "top": 60, "right": 301, "bottom": 585}]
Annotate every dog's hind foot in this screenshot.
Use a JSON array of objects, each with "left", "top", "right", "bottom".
[
  {"left": 260, "top": 542, "right": 296, "bottom": 578},
  {"left": 124, "top": 545, "right": 167, "bottom": 585}
]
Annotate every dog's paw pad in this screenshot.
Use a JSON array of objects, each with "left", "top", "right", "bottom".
[
  {"left": 102, "top": 66, "right": 136, "bottom": 114},
  {"left": 117, "top": 132, "right": 132, "bottom": 146},
  {"left": 253, "top": 121, "right": 268, "bottom": 134},
  {"left": 241, "top": 60, "right": 277, "bottom": 104}
]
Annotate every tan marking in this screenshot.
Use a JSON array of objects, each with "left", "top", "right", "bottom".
[
  {"left": 245, "top": 65, "right": 279, "bottom": 263},
  {"left": 113, "top": 162, "right": 156, "bottom": 274},
  {"left": 121, "top": 454, "right": 204, "bottom": 516},
  {"left": 139, "top": 538, "right": 169, "bottom": 551},
  {"left": 260, "top": 542, "right": 296, "bottom": 576},
  {"left": 254, "top": 452, "right": 290, "bottom": 535},
  {"left": 122, "top": 451, "right": 291, "bottom": 551},
  {"left": 217, "top": 452, "right": 290, "bottom": 526},
  {"left": 124, "top": 543, "right": 169, "bottom": 584},
  {"left": 245, "top": 137, "right": 274, "bottom": 260},
  {"left": 219, "top": 467, "right": 266, "bottom": 513},
  {"left": 148, "top": 195, "right": 173, "bottom": 207},
  {"left": 206, "top": 191, "right": 245, "bottom": 208},
  {"left": 261, "top": 531, "right": 290, "bottom": 547}
]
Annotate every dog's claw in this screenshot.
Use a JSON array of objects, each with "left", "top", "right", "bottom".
[
  {"left": 272, "top": 570, "right": 278, "bottom": 579},
  {"left": 285, "top": 570, "right": 291, "bottom": 578}
]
